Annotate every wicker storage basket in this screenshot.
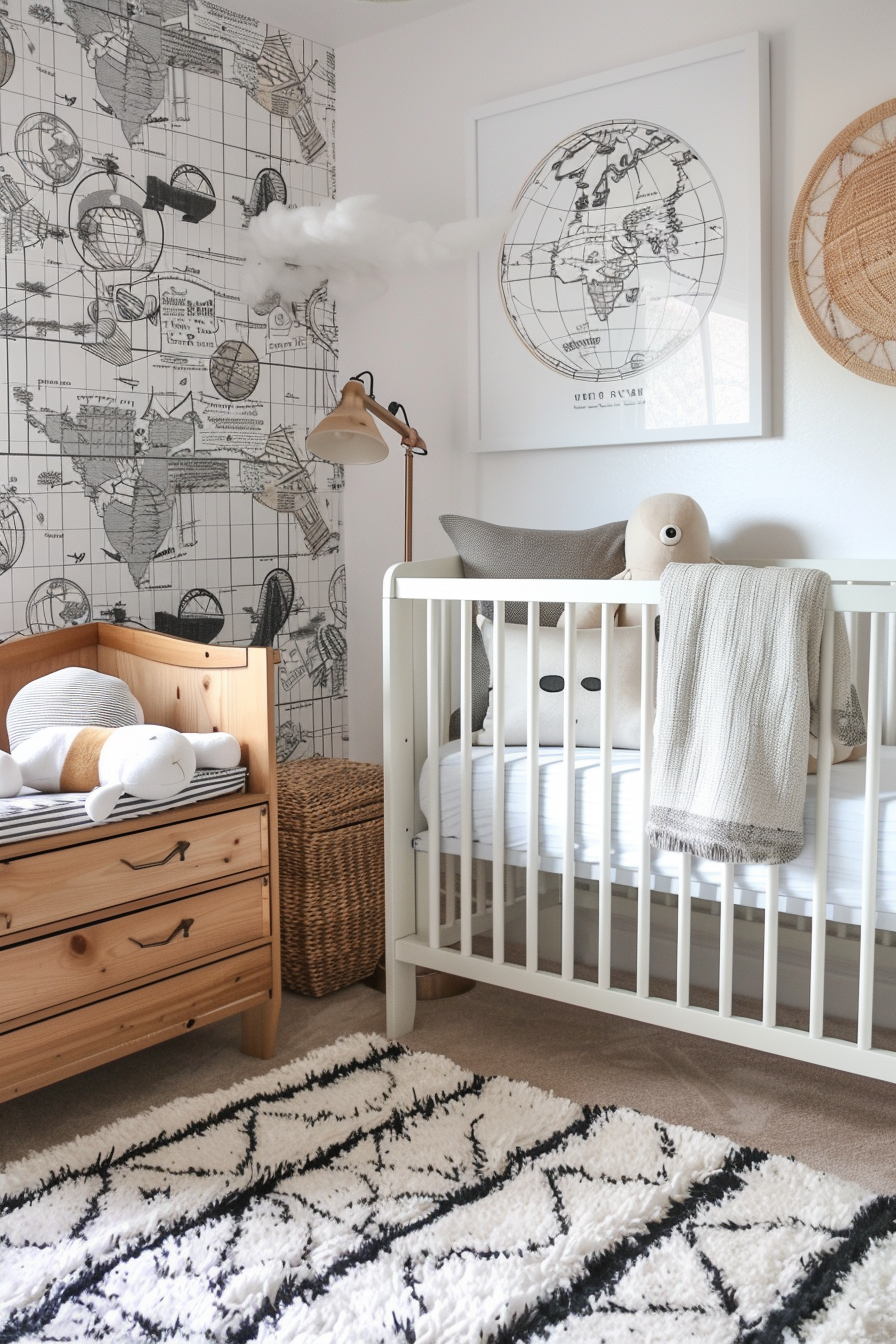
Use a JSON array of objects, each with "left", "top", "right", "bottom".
[{"left": 277, "top": 758, "right": 384, "bottom": 996}]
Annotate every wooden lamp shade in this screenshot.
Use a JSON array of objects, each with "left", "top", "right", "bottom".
[{"left": 305, "top": 376, "right": 427, "bottom": 562}]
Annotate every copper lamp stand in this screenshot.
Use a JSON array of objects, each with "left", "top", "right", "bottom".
[{"left": 307, "top": 374, "right": 473, "bottom": 1000}]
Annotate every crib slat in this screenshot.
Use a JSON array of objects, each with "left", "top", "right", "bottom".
[
  {"left": 445, "top": 853, "right": 457, "bottom": 929},
  {"left": 858, "top": 611, "right": 884, "bottom": 1050},
  {"left": 440, "top": 600, "right": 451, "bottom": 742},
  {"left": 598, "top": 606, "right": 614, "bottom": 989},
  {"left": 459, "top": 598, "right": 473, "bottom": 959},
  {"left": 719, "top": 863, "right": 734, "bottom": 1017},
  {"left": 810, "top": 610, "right": 836, "bottom": 1039},
  {"left": 886, "top": 605, "right": 896, "bottom": 747},
  {"left": 845, "top": 596, "right": 858, "bottom": 688},
  {"left": 762, "top": 867, "right": 779, "bottom": 1027},
  {"left": 562, "top": 604, "right": 577, "bottom": 980},
  {"left": 491, "top": 600, "right": 506, "bottom": 965},
  {"left": 638, "top": 605, "right": 656, "bottom": 997},
  {"left": 676, "top": 853, "right": 691, "bottom": 1007},
  {"left": 526, "top": 602, "right": 540, "bottom": 972},
  {"left": 475, "top": 858, "right": 486, "bottom": 914},
  {"left": 426, "top": 600, "right": 441, "bottom": 950}
]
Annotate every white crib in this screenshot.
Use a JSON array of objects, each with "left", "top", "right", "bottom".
[{"left": 383, "top": 556, "right": 896, "bottom": 1084}]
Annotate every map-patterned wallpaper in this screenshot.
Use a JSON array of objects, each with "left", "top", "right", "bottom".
[{"left": 0, "top": 0, "right": 347, "bottom": 762}]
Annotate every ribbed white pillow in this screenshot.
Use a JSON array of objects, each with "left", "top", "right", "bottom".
[
  {"left": 477, "top": 617, "right": 643, "bottom": 748},
  {"left": 7, "top": 667, "right": 144, "bottom": 751}
]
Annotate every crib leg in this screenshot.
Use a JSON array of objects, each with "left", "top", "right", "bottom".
[
  {"left": 386, "top": 958, "right": 417, "bottom": 1037},
  {"left": 384, "top": 589, "right": 418, "bottom": 1039}
]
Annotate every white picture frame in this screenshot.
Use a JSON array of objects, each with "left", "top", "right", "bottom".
[{"left": 467, "top": 32, "right": 770, "bottom": 453}]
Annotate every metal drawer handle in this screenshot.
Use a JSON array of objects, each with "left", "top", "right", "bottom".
[
  {"left": 121, "top": 840, "right": 190, "bottom": 870},
  {"left": 129, "top": 917, "right": 194, "bottom": 949}
]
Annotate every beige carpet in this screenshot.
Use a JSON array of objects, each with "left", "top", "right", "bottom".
[{"left": 3, "top": 981, "right": 896, "bottom": 1193}]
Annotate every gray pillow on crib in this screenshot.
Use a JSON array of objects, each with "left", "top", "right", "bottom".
[
  {"left": 440, "top": 514, "right": 626, "bottom": 627},
  {"left": 440, "top": 514, "right": 627, "bottom": 735}
]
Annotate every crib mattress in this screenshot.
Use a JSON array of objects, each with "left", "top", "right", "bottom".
[
  {"left": 0, "top": 767, "right": 248, "bottom": 845},
  {"left": 417, "top": 747, "right": 896, "bottom": 927}
]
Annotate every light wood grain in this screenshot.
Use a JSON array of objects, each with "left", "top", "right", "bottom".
[
  {"left": 0, "top": 878, "right": 268, "bottom": 1023},
  {"left": 0, "top": 624, "right": 281, "bottom": 1096},
  {"left": 97, "top": 643, "right": 275, "bottom": 795},
  {"left": 241, "top": 645, "right": 281, "bottom": 1057},
  {"left": 0, "top": 866, "right": 267, "bottom": 950},
  {"left": 97, "top": 623, "right": 248, "bottom": 668},
  {"left": 0, "top": 793, "right": 266, "bottom": 865},
  {"left": 1, "top": 806, "right": 268, "bottom": 935},
  {"left": 0, "top": 946, "right": 272, "bottom": 1102}
]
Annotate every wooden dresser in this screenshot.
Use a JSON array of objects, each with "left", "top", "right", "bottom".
[{"left": 0, "top": 624, "right": 281, "bottom": 1103}]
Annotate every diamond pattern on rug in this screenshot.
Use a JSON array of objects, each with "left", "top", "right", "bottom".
[{"left": 1, "top": 1033, "right": 894, "bottom": 1343}]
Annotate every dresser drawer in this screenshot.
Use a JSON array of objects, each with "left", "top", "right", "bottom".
[
  {"left": 0, "top": 806, "right": 268, "bottom": 936},
  {"left": 0, "top": 877, "right": 270, "bottom": 1024},
  {"left": 0, "top": 945, "right": 273, "bottom": 1103}
]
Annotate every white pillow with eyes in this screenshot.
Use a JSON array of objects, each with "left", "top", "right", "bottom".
[{"left": 477, "top": 616, "right": 643, "bottom": 749}]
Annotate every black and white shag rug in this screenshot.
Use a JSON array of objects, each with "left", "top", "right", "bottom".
[{"left": 2, "top": 1033, "right": 896, "bottom": 1342}]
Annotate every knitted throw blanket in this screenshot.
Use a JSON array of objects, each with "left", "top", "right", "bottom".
[{"left": 648, "top": 564, "right": 866, "bottom": 865}]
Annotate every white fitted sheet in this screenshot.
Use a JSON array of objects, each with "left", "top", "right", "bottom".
[{"left": 417, "top": 746, "right": 896, "bottom": 928}]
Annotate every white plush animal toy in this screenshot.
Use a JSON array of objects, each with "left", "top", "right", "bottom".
[
  {"left": 560, "top": 493, "right": 718, "bottom": 628},
  {"left": 0, "top": 724, "right": 241, "bottom": 821},
  {"left": 0, "top": 665, "right": 241, "bottom": 821}
]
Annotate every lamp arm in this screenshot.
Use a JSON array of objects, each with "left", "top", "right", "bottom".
[{"left": 362, "top": 394, "right": 427, "bottom": 453}]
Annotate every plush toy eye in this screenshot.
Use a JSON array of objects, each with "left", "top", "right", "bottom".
[
  {"left": 581, "top": 677, "right": 601, "bottom": 692},
  {"left": 539, "top": 675, "right": 565, "bottom": 693},
  {"left": 659, "top": 524, "right": 682, "bottom": 546}
]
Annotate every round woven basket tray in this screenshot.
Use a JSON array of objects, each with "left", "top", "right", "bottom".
[{"left": 789, "top": 97, "right": 896, "bottom": 385}]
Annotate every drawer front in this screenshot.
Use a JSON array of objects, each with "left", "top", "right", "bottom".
[
  {"left": 0, "top": 806, "right": 268, "bottom": 935},
  {"left": 0, "top": 946, "right": 272, "bottom": 1103},
  {"left": 0, "top": 877, "right": 270, "bottom": 1024}
]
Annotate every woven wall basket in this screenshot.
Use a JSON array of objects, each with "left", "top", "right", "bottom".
[{"left": 789, "top": 97, "right": 896, "bottom": 385}]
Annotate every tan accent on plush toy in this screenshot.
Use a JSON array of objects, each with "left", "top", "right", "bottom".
[{"left": 59, "top": 727, "right": 114, "bottom": 792}]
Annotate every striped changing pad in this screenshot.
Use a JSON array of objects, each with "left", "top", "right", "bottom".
[{"left": 0, "top": 768, "right": 248, "bottom": 845}]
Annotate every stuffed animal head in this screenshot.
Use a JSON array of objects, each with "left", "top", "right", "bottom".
[
  {"left": 624, "top": 494, "right": 712, "bottom": 581},
  {"left": 100, "top": 724, "right": 197, "bottom": 801}
]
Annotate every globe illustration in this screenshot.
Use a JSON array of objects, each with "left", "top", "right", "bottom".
[
  {"left": 79, "top": 202, "right": 145, "bottom": 268},
  {"left": 26, "top": 578, "right": 91, "bottom": 633},
  {"left": 71, "top": 174, "right": 163, "bottom": 274},
  {"left": 501, "top": 119, "right": 725, "bottom": 382},
  {"left": 0, "top": 499, "right": 25, "bottom": 575},
  {"left": 15, "top": 113, "right": 82, "bottom": 188},
  {"left": 0, "top": 19, "right": 14, "bottom": 89},
  {"left": 328, "top": 564, "right": 346, "bottom": 627},
  {"left": 209, "top": 340, "right": 260, "bottom": 401}
]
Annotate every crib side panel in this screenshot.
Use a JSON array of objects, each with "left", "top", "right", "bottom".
[{"left": 386, "top": 565, "right": 896, "bottom": 1086}]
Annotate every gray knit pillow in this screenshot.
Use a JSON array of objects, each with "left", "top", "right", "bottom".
[
  {"left": 440, "top": 515, "right": 627, "bottom": 734},
  {"left": 440, "top": 515, "right": 626, "bottom": 627},
  {"left": 7, "top": 667, "right": 144, "bottom": 751}
]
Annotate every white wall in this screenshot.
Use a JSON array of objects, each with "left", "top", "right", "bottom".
[{"left": 337, "top": 0, "right": 896, "bottom": 763}]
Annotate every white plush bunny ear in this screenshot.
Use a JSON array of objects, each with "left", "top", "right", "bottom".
[
  {"left": 0, "top": 752, "right": 22, "bottom": 798},
  {"left": 86, "top": 783, "right": 125, "bottom": 823}
]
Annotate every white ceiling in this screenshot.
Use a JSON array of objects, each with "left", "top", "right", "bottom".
[{"left": 255, "top": 0, "right": 471, "bottom": 49}]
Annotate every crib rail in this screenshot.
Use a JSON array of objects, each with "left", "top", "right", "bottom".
[{"left": 384, "top": 558, "right": 896, "bottom": 1084}]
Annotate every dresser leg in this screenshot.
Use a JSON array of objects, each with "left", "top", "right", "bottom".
[{"left": 241, "top": 995, "right": 279, "bottom": 1058}]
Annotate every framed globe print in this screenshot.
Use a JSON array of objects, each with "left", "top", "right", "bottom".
[{"left": 468, "top": 33, "right": 769, "bottom": 451}]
